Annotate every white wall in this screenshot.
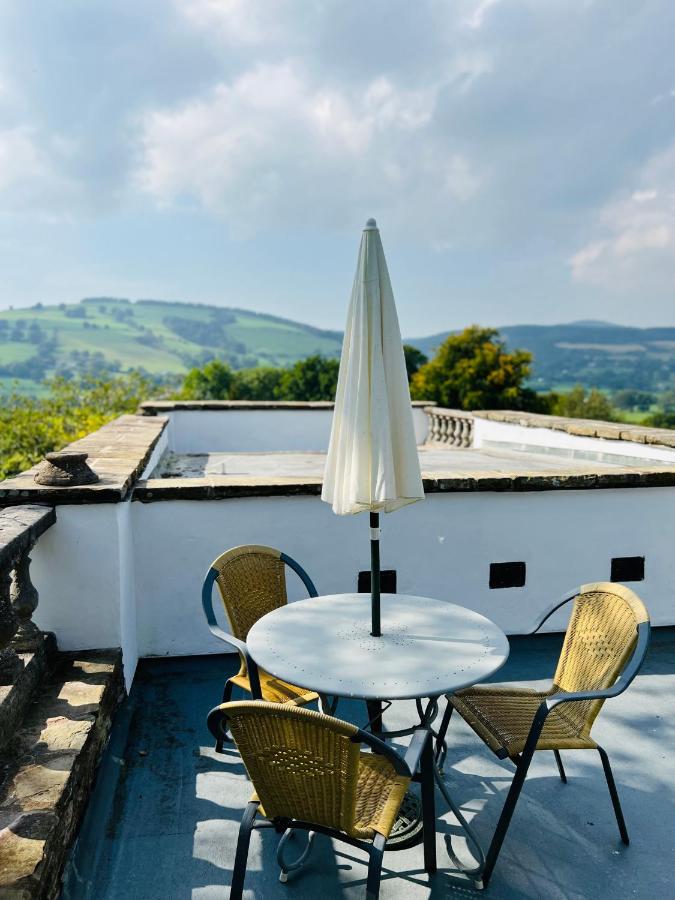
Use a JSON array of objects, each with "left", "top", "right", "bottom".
[
  {"left": 162, "top": 407, "right": 429, "bottom": 454},
  {"left": 31, "top": 502, "right": 138, "bottom": 690},
  {"left": 474, "top": 417, "right": 675, "bottom": 464},
  {"left": 130, "top": 487, "right": 675, "bottom": 658}
]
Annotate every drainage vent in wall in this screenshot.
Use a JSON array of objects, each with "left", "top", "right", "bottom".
[
  {"left": 358, "top": 570, "right": 397, "bottom": 593},
  {"left": 490, "top": 561, "right": 526, "bottom": 589},
  {"left": 611, "top": 556, "right": 645, "bottom": 582}
]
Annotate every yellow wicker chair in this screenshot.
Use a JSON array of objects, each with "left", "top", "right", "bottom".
[
  {"left": 207, "top": 701, "right": 437, "bottom": 899},
  {"left": 435, "top": 582, "right": 650, "bottom": 888},
  {"left": 202, "top": 545, "right": 322, "bottom": 751}
]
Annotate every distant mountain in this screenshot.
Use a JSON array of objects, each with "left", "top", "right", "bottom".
[
  {"left": 0, "top": 297, "right": 343, "bottom": 393},
  {"left": 409, "top": 322, "right": 675, "bottom": 393}
]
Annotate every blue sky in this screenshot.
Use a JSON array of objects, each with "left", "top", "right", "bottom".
[{"left": 1, "top": 0, "right": 674, "bottom": 335}]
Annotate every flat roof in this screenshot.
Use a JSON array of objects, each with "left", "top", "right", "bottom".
[{"left": 134, "top": 444, "right": 675, "bottom": 501}]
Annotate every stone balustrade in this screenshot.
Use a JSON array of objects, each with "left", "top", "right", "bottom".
[
  {"left": 424, "top": 406, "right": 474, "bottom": 448},
  {"left": 0, "top": 505, "right": 55, "bottom": 683}
]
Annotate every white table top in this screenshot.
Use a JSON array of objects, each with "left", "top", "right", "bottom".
[{"left": 247, "top": 593, "right": 510, "bottom": 701}]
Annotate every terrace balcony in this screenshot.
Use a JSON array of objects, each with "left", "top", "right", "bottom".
[{"left": 0, "top": 401, "right": 673, "bottom": 898}]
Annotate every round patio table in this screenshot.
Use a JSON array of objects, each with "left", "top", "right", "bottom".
[
  {"left": 247, "top": 593, "right": 509, "bottom": 852},
  {"left": 247, "top": 592, "right": 509, "bottom": 703}
]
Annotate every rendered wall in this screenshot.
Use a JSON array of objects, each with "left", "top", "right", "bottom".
[
  {"left": 131, "top": 487, "right": 675, "bottom": 658},
  {"left": 162, "top": 407, "right": 429, "bottom": 454}
]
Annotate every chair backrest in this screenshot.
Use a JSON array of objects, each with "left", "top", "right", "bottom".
[
  {"left": 553, "top": 582, "right": 649, "bottom": 734},
  {"left": 219, "top": 701, "right": 363, "bottom": 834},
  {"left": 209, "top": 544, "right": 316, "bottom": 641}
]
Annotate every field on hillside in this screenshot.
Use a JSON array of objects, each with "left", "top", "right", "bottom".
[{"left": 0, "top": 298, "right": 343, "bottom": 390}]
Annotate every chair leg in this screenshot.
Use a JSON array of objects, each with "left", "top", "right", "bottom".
[
  {"left": 435, "top": 700, "right": 453, "bottom": 763},
  {"left": 597, "top": 745, "right": 629, "bottom": 845},
  {"left": 553, "top": 749, "right": 567, "bottom": 783},
  {"left": 215, "top": 680, "right": 234, "bottom": 752},
  {"left": 482, "top": 748, "right": 535, "bottom": 888},
  {"left": 230, "top": 801, "right": 258, "bottom": 900},
  {"left": 366, "top": 832, "right": 386, "bottom": 899},
  {"left": 420, "top": 734, "right": 437, "bottom": 873}
]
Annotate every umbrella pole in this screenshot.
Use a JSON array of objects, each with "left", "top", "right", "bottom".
[{"left": 370, "top": 512, "right": 381, "bottom": 637}]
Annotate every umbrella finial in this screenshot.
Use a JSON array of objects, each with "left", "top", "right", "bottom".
[{"left": 364, "top": 218, "right": 378, "bottom": 230}]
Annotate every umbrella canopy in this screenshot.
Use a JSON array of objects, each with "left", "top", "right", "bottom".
[
  {"left": 322, "top": 218, "right": 424, "bottom": 636},
  {"left": 322, "top": 218, "right": 424, "bottom": 516}
]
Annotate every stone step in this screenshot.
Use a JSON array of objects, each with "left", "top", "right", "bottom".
[{"left": 0, "top": 650, "right": 123, "bottom": 900}]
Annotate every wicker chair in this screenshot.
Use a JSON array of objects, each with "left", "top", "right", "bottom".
[
  {"left": 202, "top": 545, "right": 322, "bottom": 751},
  {"left": 435, "top": 582, "right": 650, "bottom": 888},
  {"left": 207, "top": 701, "right": 437, "bottom": 899}
]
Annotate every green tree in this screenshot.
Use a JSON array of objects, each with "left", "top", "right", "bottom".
[
  {"left": 403, "top": 344, "right": 428, "bottom": 382},
  {"left": 278, "top": 355, "right": 340, "bottom": 401},
  {"left": 645, "top": 410, "right": 675, "bottom": 429},
  {"left": 180, "top": 360, "right": 233, "bottom": 400},
  {"left": 410, "top": 325, "right": 542, "bottom": 411},
  {"left": 550, "top": 386, "right": 618, "bottom": 421},
  {"left": 0, "top": 371, "right": 156, "bottom": 480},
  {"left": 229, "top": 366, "right": 284, "bottom": 400},
  {"left": 613, "top": 389, "right": 654, "bottom": 412}
]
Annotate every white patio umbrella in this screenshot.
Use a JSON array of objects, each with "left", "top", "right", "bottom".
[{"left": 322, "top": 218, "right": 424, "bottom": 636}]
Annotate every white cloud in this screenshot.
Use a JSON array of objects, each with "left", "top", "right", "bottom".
[
  {"left": 463, "top": 0, "right": 501, "bottom": 30},
  {"left": 137, "top": 60, "right": 483, "bottom": 235},
  {"left": 570, "top": 144, "right": 675, "bottom": 291},
  {"left": 0, "top": 126, "right": 81, "bottom": 217}
]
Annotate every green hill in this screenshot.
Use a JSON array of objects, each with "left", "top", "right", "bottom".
[
  {"left": 0, "top": 298, "right": 343, "bottom": 392},
  {"left": 410, "top": 321, "right": 675, "bottom": 394}
]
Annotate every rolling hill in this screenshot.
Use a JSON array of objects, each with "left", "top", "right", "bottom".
[
  {"left": 0, "top": 298, "right": 343, "bottom": 393},
  {"left": 410, "top": 321, "right": 675, "bottom": 394},
  {"left": 1, "top": 298, "right": 674, "bottom": 396}
]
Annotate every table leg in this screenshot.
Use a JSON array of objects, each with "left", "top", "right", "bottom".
[{"left": 366, "top": 699, "right": 384, "bottom": 736}]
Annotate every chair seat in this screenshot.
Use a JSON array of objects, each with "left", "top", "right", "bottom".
[
  {"left": 451, "top": 685, "right": 598, "bottom": 759},
  {"left": 230, "top": 669, "right": 318, "bottom": 706},
  {"left": 254, "top": 750, "right": 410, "bottom": 841}
]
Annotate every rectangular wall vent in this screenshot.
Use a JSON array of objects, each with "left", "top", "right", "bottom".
[
  {"left": 358, "top": 570, "right": 397, "bottom": 593},
  {"left": 490, "top": 561, "right": 526, "bottom": 589},
  {"left": 611, "top": 556, "right": 645, "bottom": 582}
]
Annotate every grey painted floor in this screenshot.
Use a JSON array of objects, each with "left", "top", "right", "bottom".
[{"left": 63, "top": 631, "right": 675, "bottom": 900}]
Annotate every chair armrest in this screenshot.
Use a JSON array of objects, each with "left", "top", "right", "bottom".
[
  {"left": 202, "top": 566, "right": 262, "bottom": 698},
  {"left": 352, "top": 728, "right": 420, "bottom": 778}
]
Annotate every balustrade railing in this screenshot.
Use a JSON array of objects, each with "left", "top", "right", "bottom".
[
  {"left": 0, "top": 505, "right": 55, "bottom": 683},
  {"left": 424, "top": 407, "right": 474, "bottom": 448}
]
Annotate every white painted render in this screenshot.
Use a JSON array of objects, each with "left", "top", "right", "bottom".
[
  {"left": 31, "top": 481, "right": 675, "bottom": 675},
  {"left": 159, "top": 406, "right": 429, "bottom": 454}
]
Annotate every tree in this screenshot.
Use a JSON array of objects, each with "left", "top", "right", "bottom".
[
  {"left": 410, "top": 325, "right": 542, "bottom": 411},
  {"left": 0, "top": 371, "right": 157, "bottom": 480},
  {"left": 279, "top": 355, "right": 340, "bottom": 401},
  {"left": 229, "top": 366, "right": 284, "bottom": 400},
  {"left": 550, "top": 386, "right": 618, "bottom": 421},
  {"left": 180, "top": 360, "right": 233, "bottom": 400},
  {"left": 613, "top": 389, "right": 654, "bottom": 412},
  {"left": 403, "top": 344, "right": 428, "bottom": 381}
]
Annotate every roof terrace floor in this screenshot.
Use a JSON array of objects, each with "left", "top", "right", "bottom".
[
  {"left": 64, "top": 630, "right": 675, "bottom": 899},
  {"left": 154, "top": 443, "right": 664, "bottom": 481}
]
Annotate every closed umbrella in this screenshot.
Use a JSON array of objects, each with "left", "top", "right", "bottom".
[{"left": 322, "top": 218, "right": 424, "bottom": 636}]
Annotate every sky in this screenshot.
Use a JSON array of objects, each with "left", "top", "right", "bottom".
[{"left": 0, "top": 0, "right": 674, "bottom": 336}]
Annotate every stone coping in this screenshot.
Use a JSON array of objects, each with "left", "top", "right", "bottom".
[
  {"left": 138, "top": 399, "right": 432, "bottom": 414},
  {"left": 0, "top": 506, "right": 56, "bottom": 568},
  {"left": 0, "top": 415, "right": 167, "bottom": 507},
  {"left": 133, "top": 463, "right": 675, "bottom": 502},
  {"left": 473, "top": 409, "right": 675, "bottom": 447}
]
